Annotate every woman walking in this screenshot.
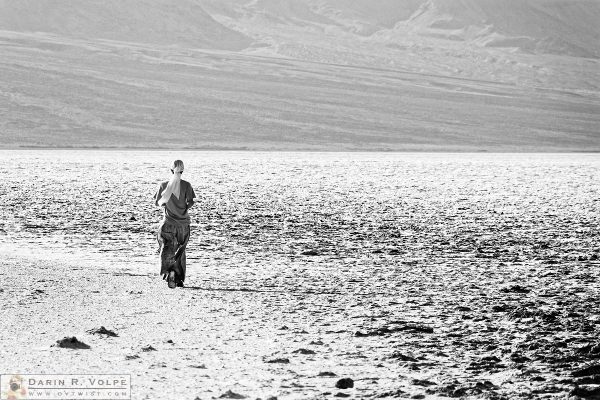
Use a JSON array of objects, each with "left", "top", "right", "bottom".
[{"left": 154, "top": 160, "right": 195, "bottom": 288}]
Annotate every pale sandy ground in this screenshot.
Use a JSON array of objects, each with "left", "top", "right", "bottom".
[
  {"left": 2, "top": 244, "right": 600, "bottom": 400},
  {"left": 2, "top": 152, "right": 600, "bottom": 399}
]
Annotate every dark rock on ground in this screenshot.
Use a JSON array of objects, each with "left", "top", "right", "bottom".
[
  {"left": 335, "top": 378, "right": 354, "bottom": 389},
  {"left": 219, "top": 390, "right": 247, "bottom": 399},
  {"left": 334, "top": 393, "right": 350, "bottom": 398},
  {"left": 54, "top": 336, "right": 90, "bottom": 349},
  {"left": 265, "top": 358, "right": 290, "bottom": 364},
  {"left": 412, "top": 379, "right": 437, "bottom": 387},
  {"left": 301, "top": 250, "right": 319, "bottom": 256},
  {"left": 125, "top": 355, "right": 140, "bottom": 360},
  {"left": 318, "top": 371, "right": 337, "bottom": 377},
  {"left": 500, "top": 285, "right": 531, "bottom": 293},
  {"left": 491, "top": 304, "right": 511, "bottom": 312},
  {"left": 88, "top": 326, "right": 118, "bottom": 337},
  {"left": 141, "top": 345, "right": 157, "bottom": 352},
  {"left": 292, "top": 348, "right": 316, "bottom": 355}
]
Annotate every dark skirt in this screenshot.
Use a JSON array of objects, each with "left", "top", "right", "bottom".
[{"left": 157, "top": 219, "right": 190, "bottom": 283}]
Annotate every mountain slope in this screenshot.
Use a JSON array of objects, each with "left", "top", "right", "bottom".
[
  {"left": 201, "top": 0, "right": 600, "bottom": 57},
  {"left": 0, "top": 0, "right": 251, "bottom": 50},
  {"left": 399, "top": 0, "right": 600, "bottom": 58},
  {"left": 0, "top": 0, "right": 598, "bottom": 150}
]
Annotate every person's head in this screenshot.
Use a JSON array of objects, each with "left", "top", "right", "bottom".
[{"left": 171, "top": 160, "right": 184, "bottom": 175}]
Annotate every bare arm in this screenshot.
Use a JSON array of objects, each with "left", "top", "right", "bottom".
[{"left": 154, "top": 184, "right": 164, "bottom": 207}]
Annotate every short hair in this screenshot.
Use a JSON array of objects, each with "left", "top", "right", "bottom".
[{"left": 171, "top": 160, "right": 184, "bottom": 171}]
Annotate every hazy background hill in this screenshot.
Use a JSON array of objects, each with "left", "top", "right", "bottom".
[
  {"left": 0, "top": 0, "right": 251, "bottom": 50},
  {"left": 0, "top": 0, "right": 598, "bottom": 150},
  {"left": 202, "top": 0, "right": 600, "bottom": 57}
]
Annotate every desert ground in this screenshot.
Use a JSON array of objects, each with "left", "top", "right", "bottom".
[{"left": 1, "top": 151, "right": 600, "bottom": 399}]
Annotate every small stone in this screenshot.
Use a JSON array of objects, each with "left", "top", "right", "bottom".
[
  {"left": 125, "top": 355, "right": 140, "bottom": 360},
  {"left": 142, "top": 345, "right": 157, "bottom": 352},
  {"left": 167, "top": 339, "right": 174, "bottom": 344},
  {"left": 411, "top": 379, "right": 437, "bottom": 387},
  {"left": 301, "top": 250, "right": 319, "bottom": 256},
  {"left": 491, "top": 304, "right": 510, "bottom": 312},
  {"left": 292, "top": 348, "right": 316, "bottom": 355},
  {"left": 334, "top": 393, "right": 350, "bottom": 398},
  {"left": 219, "top": 390, "right": 246, "bottom": 399},
  {"left": 88, "top": 326, "right": 118, "bottom": 337},
  {"left": 335, "top": 378, "right": 354, "bottom": 389},
  {"left": 129, "top": 215, "right": 137, "bottom": 221},
  {"left": 500, "top": 285, "right": 530, "bottom": 294},
  {"left": 265, "top": 358, "right": 290, "bottom": 364},
  {"left": 318, "top": 371, "right": 337, "bottom": 377},
  {"left": 55, "top": 337, "right": 90, "bottom": 349}
]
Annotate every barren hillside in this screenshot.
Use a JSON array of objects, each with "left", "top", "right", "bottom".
[{"left": 0, "top": 0, "right": 598, "bottom": 150}]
